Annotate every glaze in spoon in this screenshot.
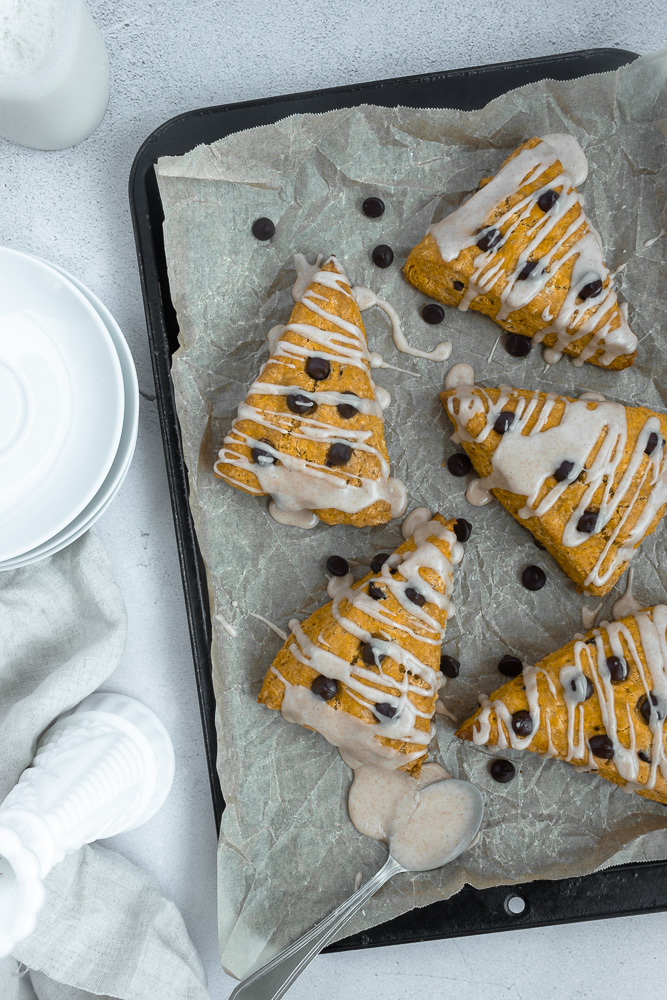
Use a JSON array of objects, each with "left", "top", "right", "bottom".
[{"left": 229, "top": 779, "right": 484, "bottom": 1000}]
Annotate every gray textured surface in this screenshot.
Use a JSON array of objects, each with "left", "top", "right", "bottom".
[{"left": 0, "top": 1, "right": 665, "bottom": 997}]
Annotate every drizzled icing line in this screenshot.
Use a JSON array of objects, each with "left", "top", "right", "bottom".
[
  {"left": 429, "top": 135, "right": 637, "bottom": 366},
  {"left": 269, "top": 512, "right": 462, "bottom": 770},
  {"left": 215, "top": 254, "right": 405, "bottom": 527},
  {"left": 472, "top": 607, "right": 667, "bottom": 796},
  {"left": 445, "top": 383, "right": 667, "bottom": 588}
]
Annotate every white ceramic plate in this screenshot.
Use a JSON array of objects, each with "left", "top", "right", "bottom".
[
  {"left": 0, "top": 248, "right": 124, "bottom": 561},
  {"left": 0, "top": 261, "right": 139, "bottom": 570}
]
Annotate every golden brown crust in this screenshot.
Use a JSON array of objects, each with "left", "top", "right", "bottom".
[
  {"left": 456, "top": 606, "right": 667, "bottom": 805},
  {"left": 215, "top": 258, "right": 393, "bottom": 527},
  {"left": 404, "top": 138, "right": 635, "bottom": 370},
  {"left": 441, "top": 386, "right": 667, "bottom": 597},
  {"left": 258, "top": 514, "right": 458, "bottom": 775}
]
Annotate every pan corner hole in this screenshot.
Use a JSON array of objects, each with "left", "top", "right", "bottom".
[{"left": 504, "top": 893, "right": 526, "bottom": 916}]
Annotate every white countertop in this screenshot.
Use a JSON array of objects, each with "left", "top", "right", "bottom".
[{"left": 2, "top": 3, "right": 666, "bottom": 997}]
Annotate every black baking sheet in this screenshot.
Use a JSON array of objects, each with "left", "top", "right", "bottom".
[{"left": 130, "top": 48, "right": 667, "bottom": 950}]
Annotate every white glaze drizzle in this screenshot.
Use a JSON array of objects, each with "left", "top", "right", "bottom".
[
  {"left": 581, "top": 601, "right": 603, "bottom": 630},
  {"left": 472, "top": 606, "right": 667, "bottom": 794},
  {"left": 579, "top": 390, "right": 606, "bottom": 402},
  {"left": 215, "top": 611, "right": 238, "bottom": 639},
  {"left": 612, "top": 568, "right": 642, "bottom": 621},
  {"left": 347, "top": 761, "right": 482, "bottom": 871},
  {"left": 429, "top": 134, "right": 637, "bottom": 366},
  {"left": 368, "top": 352, "right": 421, "bottom": 377},
  {"left": 352, "top": 286, "right": 452, "bottom": 362},
  {"left": 348, "top": 761, "right": 448, "bottom": 840},
  {"left": 446, "top": 384, "right": 667, "bottom": 588},
  {"left": 444, "top": 363, "right": 475, "bottom": 390},
  {"left": 215, "top": 255, "right": 404, "bottom": 526},
  {"left": 247, "top": 612, "right": 288, "bottom": 641},
  {"left": 435, "top": 696, "right": 457, "bottom": 721},
  {"left": 643, "top": 229, "right": 666, "bottom": 249}
]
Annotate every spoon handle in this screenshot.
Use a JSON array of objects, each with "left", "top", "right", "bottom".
[{"left": 230, "top": 856, "right": 404, "bottom": 1000}]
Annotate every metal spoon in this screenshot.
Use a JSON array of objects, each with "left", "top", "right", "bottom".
[{"left": 229, "top": 780, "right": 484, "bottom": 1000}]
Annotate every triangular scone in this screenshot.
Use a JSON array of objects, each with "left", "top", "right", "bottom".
[
  {"left": 457, "top": 606, "right": 667, "bottom": 805},
  {"left": 404, "top": 134, "right": 637, "bottom": 369},
  {"left": 258, "top": 511, "right": 462, "bottom": 776},
  {"left": 215, "top": 255, "right": 405, "bottom": 528},
  {"left": 442, "top": 382, "right": 667, "bottom": 597}
]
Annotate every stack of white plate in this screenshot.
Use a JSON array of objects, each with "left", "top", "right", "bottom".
[{"left": 0, "top": 247, "right": 139, "bottom": 570}]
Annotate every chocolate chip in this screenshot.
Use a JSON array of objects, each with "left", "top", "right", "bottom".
[
  {"left": 638, "top": 750, "right": 651, "bottom": 764},
  {"left": 638, "top": 692, "right": 664, "bottom": 723},
  {"left": 406, "top": 587, "right": 425, "bottom": 607},
  {"left": 362, "top": 196, "right": 385, "bottom": 218},
  {"left": 305, "top": 356, "right": 330, "bottom": 381},
  {"left": 518, "top": 260, "right": 538, "bottom": 280},
  {"left": 454, "top": 518, "right": 472, "bottom": 543},
  {"left": 453, "top": 280, "right": 464, "bottom": 291},
  {"left": 498, "top": 655, "right": 523, "bottom": 678},
  {"left": 251, "top": 217, "right": 275, "bottom": 241},
  {"left": 607, "top": 656, "right": 628, "bottom": 684},
  {"left": 376, "top": 702, "right": 397, "bottom": 718},
  {"left": 368, "top": 582, "right": 386, "bottom": 600},
  {"left": 337, "top": 402, "right": 358, "bottom": 419},
  {"left": 440, "top": 654, "right": 460, "bottom": 678},
  {"left": 645, "top": 432, "right": 659, "bottom": 456},
  {"left": 577, "top": 509, "right": 598, "bottom": 534},
  {"left": 505, "top": 334, "right": 531, "bottom": 357},
  {"left": 372, "top": 244, "right": 394, "bottom": 268},
  {"left": 522, "top": 565, "right": 546, "bottom": 591},
  {"left": 251, "top": 445, "right": 276, "bottom": 466},
  {"left": 370, "top": 553, "right": 389, "bottom": 574},
  {"left": 554, "top": 460, "right": 575, "bottom": 482},
  {"left": 476, "top": 228, "right": 502, "bottom": 252},
  {"left": 421, "top": 303, "right": 445, "bottom": 325},
  {"left": 490, "top": 758, "right": 516, "bottom": 783},
  {"left": 511, "top": 710, "right": 533, "bottom": 736},
  {"left": 287, "top": 393, "right": 316, "bottom": 415},
  {"left": 311, "top": 675, "right": 337, "bottom": 701},
  {"left": 327, "top": 442, "right": 352, "bottom": 466},
  {"left": 326, "top": 555, "right": 349, "bottom": 577},
  {"left": 447, "top": 452, "right": 472, "bottom": 477},
  {"left": 590, "top": 734, "right": 615, "bottom": 759},
  {"left": 578, "top": 278, "right": 603, "bottom": 301},
  {"left": 493, "top": 410, "right": 515, "bottom": 434},
  {"left": 537, "top": 189, "right": 559, "bottom": 212},
  {"left": 571, "top": 676, "right": 594, "bottom": 701},
  {"left": 361, "top": 642, "right": 377, "bottom": 665}
]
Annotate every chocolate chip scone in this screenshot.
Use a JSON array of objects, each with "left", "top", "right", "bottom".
[
  {"left": 214, "top": 255, "right": 405, "bottom": 528},
  {"left": 259, "top": 510, "right": 464, "bottom": 776},
  {"left": 457, "top": 606, "right": 667, "bottom": 805},
  {"left": 442, "top": 380, "right": 667, "bottom": 597},
  {"left": 404, "top": 135, "right": 637, "bottom": 369}
]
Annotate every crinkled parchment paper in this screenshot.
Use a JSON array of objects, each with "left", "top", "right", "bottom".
[{"left": 156, "top": 52, "right": 667, "bottom": 979}]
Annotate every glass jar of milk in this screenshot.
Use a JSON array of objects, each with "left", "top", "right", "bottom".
[{"left": 0, "top": 0, "right": 109, "bottom": 149}]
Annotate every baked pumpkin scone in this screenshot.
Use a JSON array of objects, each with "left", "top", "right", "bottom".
[
  {"left": 215, "top": 255, "right": 405, "bottom": 528},
  {"left": 404, "top": 134, "right": 637, "bottom": 369},
  {"left": 442, "top": 380, "right": 667, "bottom": 597},
  {"left": 457, "top": 606, "right": 667, "bottom": 805},
  {"left": 259, "top": 510, "right": 463, "bottom": 775}
]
